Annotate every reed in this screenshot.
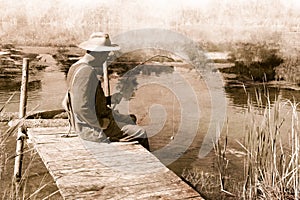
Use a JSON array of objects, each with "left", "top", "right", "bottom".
[
  {"left": 182, "top": 88, "right": 299, "bottom": 199},
  {"left": 0, "top": 93, "right": 16, "bottom": 182},
  {"left": 182, "top": 168, "right": 220, "bottom": 199},
  {"left": 1, "top": 148, "right": 57, "bottom": 200},
  {"left": 213, "top": 123, "right": 238, "bottom": 198},
  {"left": 1, "top": 139, "right": 60, "bottom": 199},
  {"left": 0, "top": 97, "right": 61, "bottom": 199},
  {"left": 241, "top": 90, "right": 300, "bottom": 199}
]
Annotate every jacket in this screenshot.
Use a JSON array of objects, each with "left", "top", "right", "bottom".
[{"left": 62, "top": 61, "right": 109, "bottom": 142}]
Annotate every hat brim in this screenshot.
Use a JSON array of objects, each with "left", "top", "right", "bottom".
[{"left": 78, "top": 41, "right": 120, "bottom": 52}]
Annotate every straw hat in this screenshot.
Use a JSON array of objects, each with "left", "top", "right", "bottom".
[{"left": 78, "top": 32, "right": 120, "bottom": 52}]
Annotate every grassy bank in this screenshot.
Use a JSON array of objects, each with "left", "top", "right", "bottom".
[
  {"left": 219, "top": 42, "right": 300, "bottom": 88},
  {"left": 276, "top": 54, "right": 300, "bottom": 86}
]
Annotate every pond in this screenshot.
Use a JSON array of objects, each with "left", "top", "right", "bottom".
[{"left": 1, "top": 55, "right": 300, "bottom": 179}]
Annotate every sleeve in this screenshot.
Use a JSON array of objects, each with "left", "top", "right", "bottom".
[{"left": 71, "top": 65, "right": 106, "bottom": 137}]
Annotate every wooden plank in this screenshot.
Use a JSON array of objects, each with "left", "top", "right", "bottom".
[
  {"left": 27, "top": 127, "right": 203, "bottom": 199},
  {"left": 57, "top": 172, "right": 201, "bottom": 200}
]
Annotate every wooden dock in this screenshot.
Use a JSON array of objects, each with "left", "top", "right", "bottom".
[{"left": 26, "top": 122, "right": 203, "bottom": 199}]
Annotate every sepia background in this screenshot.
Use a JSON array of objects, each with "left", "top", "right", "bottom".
[
  {"left": 1, "top": 1, "right": 300, "bottom": 199},
  {"left": 0, "top": 0, "right": 299, "bottom": 53}
]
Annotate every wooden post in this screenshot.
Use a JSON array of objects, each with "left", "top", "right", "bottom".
[
  {"left": 14, "top": 58, "right": 29, "bottom": 182},
  {"left": 103, "top": 61, "right": 111, "bottom": 106}
]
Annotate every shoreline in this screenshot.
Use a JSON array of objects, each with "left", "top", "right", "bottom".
[{"left": 224, "top": 79, "right": 300, "bottom": 91}]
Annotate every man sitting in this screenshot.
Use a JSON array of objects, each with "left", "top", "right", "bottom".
[{"left": 62, "top": 32, "right": 149, "bottom": 150}]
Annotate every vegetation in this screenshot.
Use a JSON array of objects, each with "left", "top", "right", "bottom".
[
  {"left": 0, "top": 0, "right": 299, "bottom": 47},
  {"left": 183, "top": 90, "right": 300, "bottom": 199},
  {"left": 218, "top": 42, "right": 300, "bottom": 86},
  {"left": 220, "top": 42, "right": 284, "bottom": 82},
  {"left": 0, "top": 95, "right": 61, "bottom": 200},
  {"left": 276, "top": 54, "right": 300, "bottom": 85},
  {"left": 241, "top": 91, "right": 300, "bottom": 199},
  {"left": 1, "top": 1, "right": 299, "bottom": 197}
]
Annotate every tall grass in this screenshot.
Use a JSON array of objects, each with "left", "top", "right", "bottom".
[
  {"left": 0, "top": 93, "right": 16, "bottom": 183},
  {"left": 0, "top": 96, "right": 61, "bottom": 199},
  {"left": 241, "top": 90, "right": 300, "bottom": 199},
  {"left": 182, "top": 89, "right": 300, "bottom": 199},
  {"left": 0, "top": 0, "right": 299, "bottom": 47}
]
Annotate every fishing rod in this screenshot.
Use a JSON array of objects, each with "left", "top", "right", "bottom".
[{"left": 108, "top": 54, "right": 173, "bottom": 109}]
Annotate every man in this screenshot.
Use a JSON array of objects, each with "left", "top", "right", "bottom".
[{"left": 63, "top": 32, "right": 149, "bottom": 150}]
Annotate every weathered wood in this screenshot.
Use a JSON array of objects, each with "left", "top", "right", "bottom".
[
  {"left": 14, "top": 58, "right": 29, "bottom": 182},
  {"left": 9, "top": 118, "right": 69, "bottom": 128},
  {"left": 27, "top": 127, "right": 203, "bottom": 199}
]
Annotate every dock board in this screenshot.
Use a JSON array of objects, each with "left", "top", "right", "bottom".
[{"left": 27, "top": 125, "right": 203, "bottom": 199}]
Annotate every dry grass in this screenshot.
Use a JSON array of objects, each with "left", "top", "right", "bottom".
[
  {"left": 241, "top": 90, "right": 300, "bottom": 199},
  {"left": 0, "top": 96, "right": 61, "bottom": 199},
  {"left": 0, "top": 0, "right": 299, "bottom": 48},
  {"left": 182, "top": 89, "right": 300, "bottom": 199}
]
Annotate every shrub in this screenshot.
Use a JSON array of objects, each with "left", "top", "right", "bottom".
[
  {"left": 221, "top": 42, "right": 283, "bottom": 82},
  {"left": 276, "top": 55, "right": 300, "bottom": 85}
]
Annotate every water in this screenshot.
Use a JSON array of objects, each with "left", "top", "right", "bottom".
[
  {"left": 1, "top": 60, "right": 300, "bottom": 176},
  {"left": 0, "top": 71, "right": 67, "bottom": 112}
]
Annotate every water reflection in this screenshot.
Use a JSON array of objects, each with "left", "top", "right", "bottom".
[
  {"left": 0, "top": 78, "right": 42, "bottom": 112},
  {"left": 280, "top": 88, "right": 300, "bottom": 102},
  {"left": 224, "top": 85, "right": 300, "bottom": 110},
  {"left": 224, "top": 85, "right": 280, "bottom": 109},
  {"left": 115, "top": 64, "right": 174, "bottom": 100},
  {"left": 0, "top": 71, "right": 66, "bottom": 112},
  {"left": 0, "top": 78, "right": 41, "bottom": 92}
]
